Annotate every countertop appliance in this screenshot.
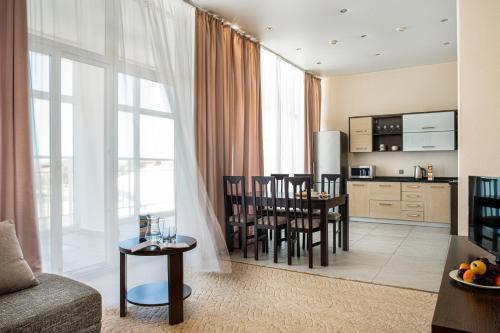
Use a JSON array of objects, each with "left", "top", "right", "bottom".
[
  {"left": 413, "top": 165, "right": 427, "bottom": 179},
  {"left": 349, "top": 165, "right": 376, "bottom": 179},
  {"left": 312, "top": 131, "right": 348, "bottom": 184}
]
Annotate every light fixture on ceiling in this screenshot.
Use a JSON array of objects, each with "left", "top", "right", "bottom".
[
  {"left": 316, "top": 61, "right": 322, "bottom": 65},
  {"left": 360, "top": 34, "right": 368, "bottom": 38},
  {"left": 329, "top": 39, "right": 338, "bottom": 45},
  {"left": 442, "top": 41, "right": 450, "bottom": 46},
  {"left": 440, "top": 18, "right": 449, "bottom": 23},
  {"left": 231, "top": 24, "right": 241, "bottom": 30},
  {"left": 395, "top": 26, "right": 408, "bottom": 32},
  {"left": 296, "top": 47, "right": 302, "bottom": 51},
  {"left": 374, "top": 53, "right": 382, "bottom": 56},
  {"left": 266, "top": 26, "right": 273, "bottom": 31},
  {"left": 340, "top": 8, "right": 348, "bottom": 14}
]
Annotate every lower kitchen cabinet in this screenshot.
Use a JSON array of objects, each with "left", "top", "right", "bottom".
[
  {"left": 347, "top": 181, "right": 370, "bottom": 217},
  {"left": 347, "top": 180, "right": 451, "bottom": 224},
  {"left": 424, "top": 184, "right": 451, "bottom": 223}
]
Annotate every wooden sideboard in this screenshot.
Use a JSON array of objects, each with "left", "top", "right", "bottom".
[{"left": 432, "top": 236, "right": 500, "bottom": 333}]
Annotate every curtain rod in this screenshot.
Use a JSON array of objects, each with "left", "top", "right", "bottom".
[{"left": 182, "top": 0, "right": 321, "bottom": 79}]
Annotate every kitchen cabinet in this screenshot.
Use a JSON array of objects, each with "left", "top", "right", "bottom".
[
  {"left": 349, "top": 117, "right": 373, "bottom": 153},
  {"left": 368, "top": 182, "right": 401, "bottom": 200},
  {"left": 403, "top": 111, "right": 455, "bottom": 133},
  {"left": 403, "top": 131, "right": 455, "bottom": 151},
  {"left": 350, "top": 117, "right": 372, "bottom": 135},
  {"left": 347, "top": 182, "right": 370, "bottom": 217},
  {"left": 424, "top": 184, "right": 451, "bottom": 223},
  {"left": 350, "top": 134, "right": 372, "bottom": 152},
  {"left": 370, "top": 200, "right": 401, "bottom": 219},
  {"left": 348, "top": 180, "right": 452, "bottom": 224}
]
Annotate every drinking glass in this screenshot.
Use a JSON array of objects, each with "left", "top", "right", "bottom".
[{"left": 145, "top": 216, "right": 162, "bottom": 242}]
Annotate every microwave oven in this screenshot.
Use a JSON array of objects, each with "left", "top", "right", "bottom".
[{"left": 349, "top": 165, "right": 375, "bottom": 179}]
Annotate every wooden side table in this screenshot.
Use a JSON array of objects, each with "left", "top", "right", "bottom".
[{"left": 118, "top": 235, "right": 197, "bottom": 325}]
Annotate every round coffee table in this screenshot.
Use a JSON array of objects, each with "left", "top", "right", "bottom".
[{"left": 119, "top": 235, "right": 197, "bottom": 325}]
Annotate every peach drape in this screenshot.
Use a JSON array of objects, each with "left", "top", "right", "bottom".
[
  {"left": 304, "top": 73, "right": 322, "bottom": 173},
  {"left": 0, "top": 0, "right": 41, "bottom": 272},
  {"left": 195, "top": 10, "right": 263, "bottom": 231}
]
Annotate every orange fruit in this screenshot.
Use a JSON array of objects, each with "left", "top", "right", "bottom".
[
  {"left": 470, "top": 260, "right": 487, "bottom": 275},
  {"left": 463, "top": 269, "right": 474, "bottom": 283},
  {"left": 459, "top": 263, "right": 470, "bottom": 270}
]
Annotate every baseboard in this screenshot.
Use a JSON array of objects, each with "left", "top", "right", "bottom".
[{"left": 350, "top": 217, "right": 449, "bottom": 228}]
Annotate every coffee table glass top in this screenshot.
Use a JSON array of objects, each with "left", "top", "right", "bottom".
[{"left": 119, "top": 235, "right": 197, "bottom": 255}]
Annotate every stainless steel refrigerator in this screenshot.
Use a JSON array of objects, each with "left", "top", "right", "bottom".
[{"left": 313, "top": 131, "right": 348, "bottom": 187}]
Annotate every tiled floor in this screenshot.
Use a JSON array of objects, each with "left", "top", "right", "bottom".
[{"left": 230, "top": 221, "right": 450, "bottom": 292}]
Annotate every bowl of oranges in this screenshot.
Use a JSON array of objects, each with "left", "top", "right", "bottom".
[{"left": 449, "top": 257, "right": 500, "bottom": 290}]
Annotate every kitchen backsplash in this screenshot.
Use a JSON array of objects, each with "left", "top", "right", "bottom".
[{"left": 349, "top": 150, "right": 458, "bottom": 177}]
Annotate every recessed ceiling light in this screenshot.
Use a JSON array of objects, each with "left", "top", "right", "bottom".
[
  {"left": 361, "top": 34, "right": 368, "bottom": 38},
  {"left": 340, "top": 8, "right": 348, "bottom": 14},
  {"left": 329, "top": 39, "right": 338, "bottom": 45},
  {"left": 374, "top": 53, "right": 382, "bottom": 56},
  {"left": 440, "top": 18, "right": 449, "bottom": 23},
  {"left": 231, "top": 24, "right": 240, "bottom": 30},
  {"left": 442, "top": 41, "right": 450, "bottom": 46},
  {"left": 316, "top": 61, "right": 322, "bottom": 65},
  {"left": 395, "top": 26, "right": 408, "bottom": 32},
  {"left": 266, "top": 26, "right": 273, "bottom": 31},
  {"left": 296, "top": 47, "right": 302, "bottom": 51}
]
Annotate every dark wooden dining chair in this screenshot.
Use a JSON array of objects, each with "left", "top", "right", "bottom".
[
  {"left": 252, "top": 176, "right": 288, "bottom": 263},
  {"left": 268, "top": 174, "right": 289, "bottom": 241},
  {"left": 320, "top": 174, "right": 345, "bottom": 253},
  {"left": 223, "top": 176, "right": 255, "bottom": 258},
  {"left": 285, "top": 176, "right": 321, "bottom": 269}
]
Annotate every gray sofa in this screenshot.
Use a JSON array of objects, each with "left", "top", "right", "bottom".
[{"left": 0, "top": 273, "right": 101, "bottom": 333}]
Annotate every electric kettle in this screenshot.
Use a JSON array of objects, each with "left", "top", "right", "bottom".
[{"left": 413, "top": 165, "right": 427, "bottom": 179}]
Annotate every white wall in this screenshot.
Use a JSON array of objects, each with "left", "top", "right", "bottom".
[
  {"left": 321, "top": 62, "right": 458, "bottom": 177},
  {"left": 457, "top": 0, "right": 500, "bottom": 235}
]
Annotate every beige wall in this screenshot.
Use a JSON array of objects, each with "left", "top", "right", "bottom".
[
  {"left": 321, "top": 62, "right": 458, "bottom": 177},
  {"left": 457, "top": 0, "right": 500, "bottom": 235}
]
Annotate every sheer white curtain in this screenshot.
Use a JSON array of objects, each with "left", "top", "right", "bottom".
[
  {"left": 261, "top": 47, "right": 305, "bottom": 176},
  {"left": 27, "top": 0, "right": 229, "bottom": 303}
]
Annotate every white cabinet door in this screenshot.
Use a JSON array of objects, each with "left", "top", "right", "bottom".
[
  {"left": 403, "top": 112, "right": 455, "bottom": 133},
  {"left": 403, "top": 131, "right": 455, "bottom": 151}
]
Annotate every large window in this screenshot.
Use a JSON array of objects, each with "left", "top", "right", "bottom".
[
  {"left": 28, "top": 0, "right": 175, "bottom": 273},
  {"left": 260, "top": 48, "right": 305, "bottom": 175}
]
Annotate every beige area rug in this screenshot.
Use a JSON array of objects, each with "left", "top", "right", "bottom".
[{"left": 102, "top": 262, "right": 437, "bottom": 333}]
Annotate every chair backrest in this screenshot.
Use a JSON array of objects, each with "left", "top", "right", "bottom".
[
  {"left": 223, "top": 176, "right": 247, "bottom": 224},
  {"left": 285, "top": 176, "right": 313, "bottom": 229},
  {"left": 270, "top": 173, "right": 289, "bottom": 194},
  {"left": 252, "top": 176, "right": 277, "bottom": 225},
  {"left": 321, "top": 174, "right": 345, "bottom": 197},
  {"left": 294, "top": 173, "right": 314, "bottom": 190}
]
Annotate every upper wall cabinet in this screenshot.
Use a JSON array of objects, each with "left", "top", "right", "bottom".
[
  {"left": 349, "top": 117, "right": 373, "bottom": 152},
  {"left": 403, "top": 111, "right": 455, "bottom": 133},
  {"left": 402, "top": 111, "right": 456, "bottom": 152}
]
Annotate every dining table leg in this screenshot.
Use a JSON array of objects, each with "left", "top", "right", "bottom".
[
  {"left": 320, "top": 205, "right": 328, "bottom": 266},
  {"left": 341, "top": 195, "right": 349, "bottom": 251}
]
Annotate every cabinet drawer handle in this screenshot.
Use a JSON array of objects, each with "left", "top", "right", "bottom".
[
  {"left": 430, "top": 185, "right": 445, "bottom": 189},
  {"left": 421, "top": 126, "right": 436, "bottom": 130},
  {"left": 407, "top": 185, "right": 420, "bottom": 188},
  {"left": 355, "top": 130, "right": 367, "bottom": 133},
  {"left": 406, "top": 214, "right": 420, "bottom": 217},
  {"left": 352, "top": 184, "right": 365, "bottom": 187},
  {"left": 407, "top": 194, "right": 420, "bottom": 198},
  {"left": 378, "top": 185, "right": 392, "bottom": 187},
  {"left": 379, "top": 203, "right": 393, "bottom": 206},
  {"left": 422, "top": 145, "right": 436, "bottom": 148},
  {"left": 407, "top": 204, "right": 420, "bottom": 207}
]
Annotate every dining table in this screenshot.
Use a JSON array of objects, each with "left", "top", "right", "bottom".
[{"left": 226, "top": 191, "right": 349, "bottom": 266}]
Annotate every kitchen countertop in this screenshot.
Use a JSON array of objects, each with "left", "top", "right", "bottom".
[{"left": 348, "top": 176, "right": 458, "bottom": 184}]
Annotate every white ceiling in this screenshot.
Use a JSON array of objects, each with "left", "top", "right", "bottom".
[{"left": 191, "top": 0, "right": 457, "bottom": 76}]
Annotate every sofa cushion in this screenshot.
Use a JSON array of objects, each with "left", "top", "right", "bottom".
[
  {"left": 0, "top": 273, "right": 102, "bottom": 333},
  {"left": 0, "top": 220, "right": 39, "bottom": 295}
]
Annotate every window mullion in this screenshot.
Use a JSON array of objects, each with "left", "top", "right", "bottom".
[{"left": 133, "top": 77, "right": 141, "bottom": 216}]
